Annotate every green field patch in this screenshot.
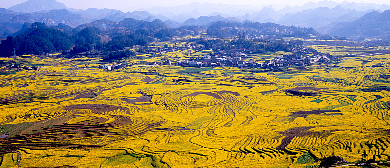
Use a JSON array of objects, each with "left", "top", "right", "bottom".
[
  {"left": 0, "top": 153, "right": 17, "bottom": 168},
  {"left": 346, "top": 95, "right": 357, "bottom": 102},
  {"left": 311, "top": 99, "right": 323, "bottom": 103},
  {"left": 296, "top": 153, "right": 318, "bottom": 164},
  {"left": 361, "top": 86, "right": 390, "bottom": 92},
  {"left": 102, "top": 152, "right": 159, "bottom": 167},
  {"left": 0, "top": 70, "right": 16, "bottom": 76}
]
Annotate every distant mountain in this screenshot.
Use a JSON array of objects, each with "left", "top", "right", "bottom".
[
  {"left": 336, "top": 1, "right": 390, "bottom": 11},
  {"left": 75, "top": 19, "right": 118, "bottom": 32},
  {"left": 240, "top": 6, "right": 282, "bottom": 23},
  {"left": 277, "top": 0, "right": 389, "bottom": 14},
  {"left": 0, "top": 8, "right": 170, "bottom": 38},
  {"left": 73, "top": 9, "right": 168, "bottom": 23},
  {"left": 144, "top": 1, "right": 390, "bottom": 24},
  {"left": 163, "top": 20, "right": 181, "bottom": 28},
  {"left": 183, "top": 15, "right": 240, "bottom": 27},
  {"left": 145, "top": 2, "right": 259, "bottom": 23},
  {"left": 1, "top": 0, "right": 390, "bottom": 40},
  {"left": 118, "top": 18, "right": 167, "bottom": 30},
  {"left": 0, "top": 9, "right": 23, "bottom": 37},
  {"left": 75, "top": 8, "right": 123, "bottom": 21},
  {"left": 327, "top": 10, "right": 390, "bottom": 39},
  {"left": 105, "top": 11, "right": 163, "bottom": 22},
  {"left": 140, "top": 1, "right": 390, "bottom": 34},
  {"left": 277, "top": 6, "right": 369, "bottom": 34},
  {"left": 0, "top": 22, "right": 23, "bottom": 37},
  {"left": 8, "top": 0, "right": 67, "bottom": 13},
  {"left": 0, "top": 8, "right": 18, "bottom": 22},
  {"left": 53, "top": 23, "right": 73, "bottom": 33},
  {"left": 8, "top": 9, "right": 87, "bottom": 27},
  {"left": 206, "top": 21, "right": 320, "bottom": 39},
  {"left": 0, "top": 9, "right": 88, "bottom": 38},
  {"left": 74, "top": 18, "right": 167, "bottom": 33}
]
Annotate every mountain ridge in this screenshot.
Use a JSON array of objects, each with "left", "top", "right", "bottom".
[
  {"left": 327, "top": 10, "right": 390, "bottom": 39},
  {"left": 8, "top": 0, "right": 67, "bottom": 13},
  {"left": 1, "top": 0, "right": 390, "bottom": 40}
]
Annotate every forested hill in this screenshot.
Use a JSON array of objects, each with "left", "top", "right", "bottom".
[
  {"left": 0, "top": 19, "right": 182, "bottom": 57},
  {"left": 0, "top": 22, "right": 74, "bottom": 56},
  {"left": 72, "top": 19, "right": 320, "bottom": 39},
  {"left": 207, "top": 21, "right": 320, "bottom": 39},
  {"left": 0, "top": 9, "right": 160, "bottom": 38},
  {"left": 0, "top": 18, "right": 320, "bottom": 57}
]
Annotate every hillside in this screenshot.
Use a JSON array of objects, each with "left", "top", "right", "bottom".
[
  {"left": 183, "top": 15, "right": 240, "bottom": 27},
  {"left": 8, "top": 0, "right": 67, "bottom": 13},
  {"left": 0, "top": 9, "right": 88, "bottom": 36},
  {"left": 278, "top": 6, "right": 368, "bottom": 34},
  {"left": 206, "top": 21, "right": 320, "bottom": 39},
  {"left": 327, "top": 10, "right": 390, "bottom": 39}
]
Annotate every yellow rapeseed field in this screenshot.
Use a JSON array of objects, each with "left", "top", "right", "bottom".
[{"left": 0, "top": 45, "right": 389, "bottom": 167}]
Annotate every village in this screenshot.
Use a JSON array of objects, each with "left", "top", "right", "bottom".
[
  {"left": 98, "top": 44, "right": 338, "bottom": 71},
  {"left": 174, "top": 49, "right": 335, "bottom": 69},
  {"left": 0, "top": 39, "right": 337, "bottom": 72}
]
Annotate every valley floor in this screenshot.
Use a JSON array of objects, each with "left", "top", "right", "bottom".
[{"left": 0, "top": 45, "right": 390, "bottom": 167}]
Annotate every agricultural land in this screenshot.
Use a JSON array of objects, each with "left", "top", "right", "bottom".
[{"left": 1, "top": 37, "right": 390, "bottom": 167}]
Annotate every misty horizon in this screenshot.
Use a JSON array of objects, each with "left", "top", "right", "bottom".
[
  {"left": 1, "top": 0, "right": 390, "bottom": 40},
  {"left": 1, "top": 0, "right": 390, "bottom": 12}
]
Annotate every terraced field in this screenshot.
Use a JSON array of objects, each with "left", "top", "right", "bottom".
[{"left": 0, "top": 46, "right": 390, "bottom": 167}]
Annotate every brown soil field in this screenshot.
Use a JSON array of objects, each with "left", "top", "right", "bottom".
[
  {"left": 142, "top": 76, "right": 154, "bottom": 83},
  {"left": 0, "top": 115, "right": 162, "bottom": 155},
  {"left": 276, "top": 127, "right": 333, "bottom": 150},
  {"left": 74, "top": 91, "right": 98, "bottom": 99},
  {"left": 183, "top": 91, "right": 240, "bottom": 99},
  {"left": 284, "top": 87, "right": 328, "bottom": 96},
  {"left": 290, "top": 110, "right": 342, "bottom": 118},
  {"left": 121, "top": 96, "right": 152, "bottom": 105},
  {"left": 63, "top": 104, "right": 129, "bottom": 114}
]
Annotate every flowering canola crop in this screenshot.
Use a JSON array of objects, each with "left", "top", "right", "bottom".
[{"left": 0, "top": 46, "right": 390, "bottom": 167}]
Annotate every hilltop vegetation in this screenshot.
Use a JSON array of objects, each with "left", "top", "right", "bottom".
[
  {"left": 0, "top": 20, "right": 167, "bottom": 56},
  {"left": 207, "top": 21, "right": 319, "bottom": 38},
  {"left": 0, "top": 18, "right": 321, "bottom": 57}
]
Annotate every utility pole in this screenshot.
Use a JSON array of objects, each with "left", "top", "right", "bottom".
[{"left": 13, "top": 48, "right": 16, "bottom": 56}]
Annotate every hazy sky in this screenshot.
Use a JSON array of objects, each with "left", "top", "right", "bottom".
[{"left": 1, "top": 0, "right": 390, "bottom": 12}]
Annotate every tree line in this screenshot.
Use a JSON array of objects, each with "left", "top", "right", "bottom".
[
  {"left": 207, "top": 21, "right": 320, "bottom": 39},
  {"left": 0, "top": 21, "right": 181, "bottom": 57},
  {"left": 0, "top": 19, "right": 318, "bottom": 58}
]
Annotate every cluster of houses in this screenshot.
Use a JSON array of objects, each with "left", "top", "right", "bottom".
[
  {"left": 99, "top": 63, "right": 124, "bottom": 71},
  {"left": 175, "top": 53, "right": 252, "bottom": 67},
  {"left": 99, "top": 44, "right": 336, "bottom": 71},
  {"left": 0, "top": 63, "right": 40, "bottom": 71},
  {"left": 174, "top": 53, "right": 333, "bottom": 69},
  {"left": 264, "top": 52, "right": 333, "bottom": 68},
  {"left": 173, "top": 47, "right": 335, "bottom": 69}
]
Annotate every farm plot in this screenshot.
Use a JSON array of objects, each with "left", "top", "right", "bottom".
[{"left": 0, "top": 49, "right": 390, "bottom": 167}]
